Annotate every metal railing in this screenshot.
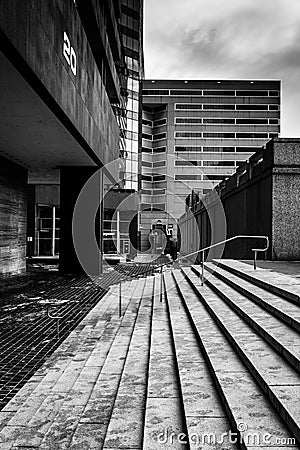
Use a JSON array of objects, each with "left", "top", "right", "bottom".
[
  {"left": 117, "top": 234, "right": 269, "bottom": 314},
  {"left": 175, "top": 234, "right": 269, "bottom": 286}
]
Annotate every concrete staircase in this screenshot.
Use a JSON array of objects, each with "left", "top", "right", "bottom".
[{"left": 0, "top": 261, "right": 299, "bottom": 449}]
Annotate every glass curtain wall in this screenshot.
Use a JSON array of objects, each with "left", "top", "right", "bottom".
[{"left": 120, "top": 0, "right": 144, "bottom": 191}]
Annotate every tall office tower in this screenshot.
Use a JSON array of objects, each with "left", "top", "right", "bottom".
[
  {"left": 140, "top": 79, "right": 280, "bottom": 252},
  {"left": 102, "top": 0, "right": 144, "bottom": 261},
  {"left": 120, "top": 0, "right": 144, "bottom": 191}
]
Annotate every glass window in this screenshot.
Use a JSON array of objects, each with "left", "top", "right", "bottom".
[
  {"left": 203, "top": 90, "right": 235, "bottom": 96},
  {"left": 175, "top": 104, "right": 202, "bottom": 110},
  {"left": 170, "top": 90, "right": 202, "bottom": 96},
  {"left": 269, "top": 90, "right": 279, "bottom": 96},
  {"left": 203, "top": 133, "right": 235, "bottom": 138},
  {"left": 236, "top": 105, "right": 268, "bottom": 110},
  {"left": 153, "top": 147, "right": 166, "bottom": 153},
  {"left": 153, "top": 118, "right": 167, "bottom": 127},
  {"left": 175, "top": 161, "right": 202, "bottom": 166},
  {"left": 153, "top": 133, "right": 166, "bottom": 141},
  {"left": 153, "top": 175, "right": 166, "bottom": 182},
  {"left": 153, "top": 160, "right": 166, "bottom": 168},
  {"left": 236, "top": 90, "right": 268, "bottom": 96},
  {"left": 175, "top": 146, "right": 202, "bottom": 152},
  {"left": 152, "top": 203, "right": 165, "bottom": 211},
  {"left": 175, "top": 118, "right": 202, "bottom": 124},
  {"left": 152, "top": 189, "right": 166, "bottom": 195},
  {"left": 175, "top": 175, "right": 202, "bottom": 180},
  {"left": 236, "top": 133, "right": 268, "bottom": 138},
  {"left": 142, "top": 90, "right": 169, "bottom": 95},
  {"left": 175, "top": 132, "right": 202, "bottom": 138},
  {"left": 203, "top": 147, "right": 235, "bottom": 152},
  {"left": 203, "top": 118, "right": 235, "bottom": 124},
  {"left": 236, "top": 119, "right": 268, "bottom": 124},
  {"left": 203, "top": 161, "right": 235, "bottom": 166},
  {"left": 203, "top": 104, "right": 235, "bottom": 110}
]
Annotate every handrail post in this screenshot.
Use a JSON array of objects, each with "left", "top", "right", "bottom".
[
  {"left": 253, "top": 250, "right": 257, "bottom": 270},
  {"left": 119, "top": 280, "right": 122, "bottom": 317},
  {"left": 160, "top": 265, "right": 163, "bottom": 302},
  {"left": 201, "top": 251, "right": 204, "bottom": 286},
  {"left": 47, "top": 306, "right": 63, "bottom": 341}
]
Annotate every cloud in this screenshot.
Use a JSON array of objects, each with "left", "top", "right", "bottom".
[{"left": 144, "top": 0, "right": 300, "bottom": 136}]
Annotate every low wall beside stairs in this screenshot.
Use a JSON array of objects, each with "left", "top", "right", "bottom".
[{"left": 178, "top": 138, "right": 300, "bottom": 261}]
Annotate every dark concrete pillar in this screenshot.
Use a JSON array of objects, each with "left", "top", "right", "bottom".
[
  {"left": 59, "top": 167, "right": 103, "bottom": 275},
  {"left": 26, "top": 185, "right": 35, "bottom": 258},
  {"left": 0, "top": 156, "right": 28, "bottom": 275}
]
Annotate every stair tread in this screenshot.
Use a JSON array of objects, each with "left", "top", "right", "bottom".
[
  {"left": 172, "top": 270, "right": 296, "bottom": 446},
  {"left": 214, "top": 260, "right": 300, "bottom": 304},
  {"left": 193, "top": 267, "right": 300, "bottom": 370},
  {"left": 143, "top": 274, "right": 185, "bottom": 449},
  {"left": 103, "top": 277, "right": 154, "bottom": 449},
  {"left": 183, "top": 268, "right": 300, "bottom": 384},
  {"left": 205, "top": 263, "right": 300, "bottom": 328},
  {"left": 164, "top": 272, "right": 228, "bottom": 421}
]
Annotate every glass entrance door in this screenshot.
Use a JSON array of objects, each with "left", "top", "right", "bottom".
[{"left": 36, "top": 205, "right": 60, "bottom": 256}]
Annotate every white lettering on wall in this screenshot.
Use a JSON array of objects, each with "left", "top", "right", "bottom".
[{"left": 63, "top": 32, "right": 77, "bottom": 76}]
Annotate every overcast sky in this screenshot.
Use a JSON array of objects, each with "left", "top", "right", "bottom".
[{"left": 144, "top": 0, "right": 300, "bottom": 137}]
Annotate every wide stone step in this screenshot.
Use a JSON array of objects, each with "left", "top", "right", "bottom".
[
  {"left": 143, "top": 272, "right": 187, "bottom": 449},
  {"left": 204, "top": 262, "right": 300, "bottom": 332},
  {"left": 180, "top": 267, "right": 300, "bottom": 444},
  {"left": 164, "top": 271, "right": 238, "bottom": 450},
  {"left": 213, "top": 260, "right": 300, "bottom": 306},
  {"left": 191, "top": 265, "right": 300, "bottom": 373}
]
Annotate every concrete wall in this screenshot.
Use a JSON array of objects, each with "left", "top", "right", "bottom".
[
  {"left": 178, "top": 138, "right": 300, "bottom": 261},
  {"left": 0, "top": 157, "right": 27, "bottom": 275},
  {"left": 0, "top": 0, "right": 120, "bottom": 166},
  {"left": 272, "top": 140, "right": 300, "bottom": 259}
]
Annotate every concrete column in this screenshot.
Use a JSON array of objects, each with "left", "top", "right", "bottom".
[{"left": 59, "top": 167, "right": 103, "bottom": 275}]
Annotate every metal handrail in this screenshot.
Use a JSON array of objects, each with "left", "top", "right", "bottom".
[
  {"left": 174, "top": 234, "right": 269, "bottom": 285},
  {"left": 175, "top": 234, "right": 269, "bottom": 265},
  {"left": 115, "top": 234, "right": 269, "bottom": 314}
]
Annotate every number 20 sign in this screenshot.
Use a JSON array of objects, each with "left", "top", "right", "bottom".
[{"left": 63, "top": 32, "right": 77, "bottom": 76}]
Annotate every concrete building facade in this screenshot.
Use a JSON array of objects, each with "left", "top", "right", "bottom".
[
  {"left": 0, "top": 0, "right": 137, "bottom": 275},
  {"left": 140, "top": 79, "right": 281, "bottom": 252}
]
